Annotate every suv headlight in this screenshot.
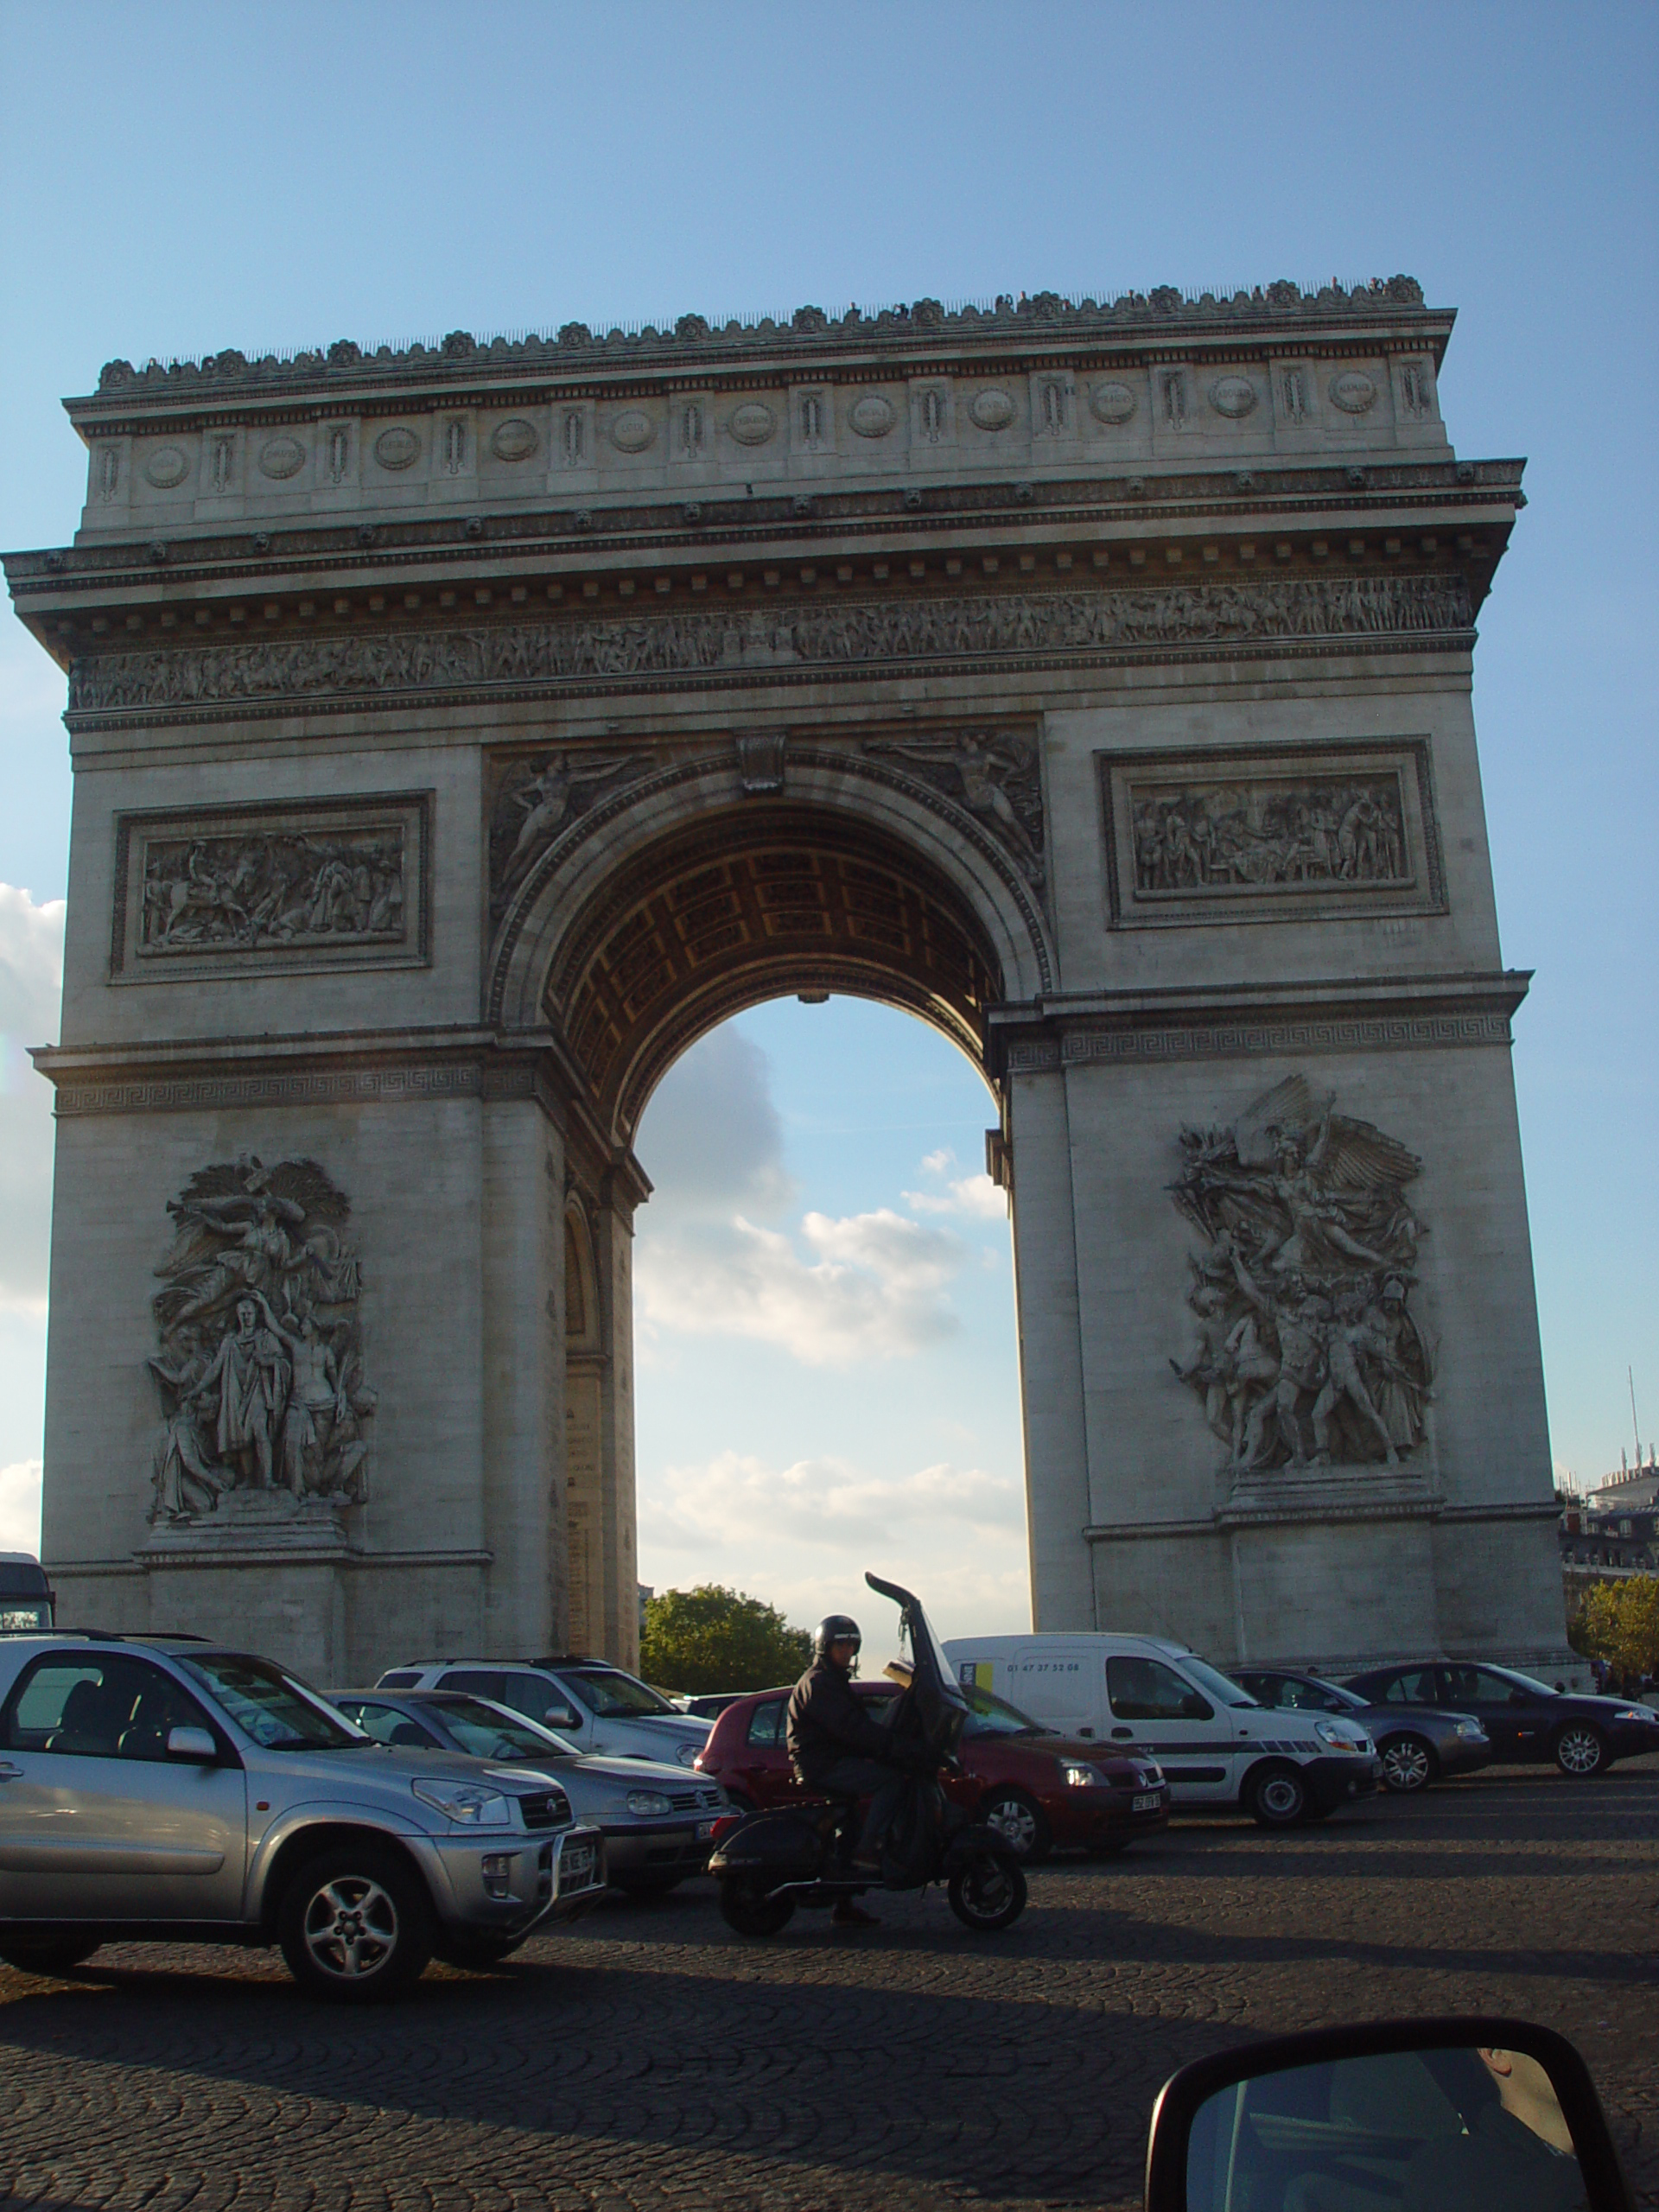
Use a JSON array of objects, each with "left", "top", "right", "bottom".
[
  {"left": 626, "top": 1789, "right": 672, "bottom": 1816},
  {"left": 1314, "top": 1721, "right": 1364, "bottom": 1752},
  {"left": 410, "top": 1778, "right": 513, "bottom": 1827},
  {"left": 1060, "top": 1761, "right": 1103, "bottom": 1788},
  {"left": 675, "top": 1742, "right": 698, "bottom": 1765}
]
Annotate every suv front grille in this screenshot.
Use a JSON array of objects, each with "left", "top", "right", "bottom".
[{"left": 517, "top": 1788, "right": 572, "bottom": 1830}]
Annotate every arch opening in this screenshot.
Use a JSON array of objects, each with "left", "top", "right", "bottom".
[{"left": 540, "top": 802, "right": 1008, "bottom": 1147}]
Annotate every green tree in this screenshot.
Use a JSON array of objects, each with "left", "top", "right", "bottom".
[
  {"left": 640, "top": 1585, "right": 812, "bottom": 1694},
  {"left": 1573, "top": 1576, "right": 1659, "bottom": 1681}
]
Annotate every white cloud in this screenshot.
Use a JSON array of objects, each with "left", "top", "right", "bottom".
[
  {"left": 0, "top": 1460, "right": 43, "bottom": 1556},
  {"left": 0, "top": 885, "right": 63, "bottom": 1317},
  {"left": 639, "top": 1448, "right": 1031, "bottom": 1642},
  {"left": 634, "top": 1023, "right": 793, "bottom": 1221},
  {"left": 906, "top": 1173, "right": 1008, "bottom": 1221},
  {"left": 920, "top": 1146, "right": 956, "bottom": 1176},
  {"left": 637, "top": 1206, "right": 967, "bottom": 1366}
]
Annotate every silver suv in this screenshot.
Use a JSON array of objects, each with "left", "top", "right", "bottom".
[
  {"left": 0, "top": 1635, "right": 605, "bottom": 2000},
  {"left": 378, "top": 1656, "right": 712, "bottom": 1765}
]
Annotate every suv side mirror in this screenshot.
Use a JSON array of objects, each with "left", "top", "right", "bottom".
[
  {"left": 166, "top": 1726, "right": 219, "bottom": 1763},
  {"left": 1143, "top": 2016, "right": 1633, "bottom": 2210},
  {"left": 544, "top": 1706, "right": 580, "bottom": 1731}
]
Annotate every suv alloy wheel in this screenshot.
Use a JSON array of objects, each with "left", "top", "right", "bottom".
[{"left": 277, "top": 1844, "right": 433, "bottom": 2001}]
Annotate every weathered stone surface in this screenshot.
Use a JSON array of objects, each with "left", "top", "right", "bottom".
[{"left": 5, "top": 284, "right": 1561, "bottom": 1686}]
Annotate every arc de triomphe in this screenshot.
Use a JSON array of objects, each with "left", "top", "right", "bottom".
[{"left": 5, "top": 280, "right": 1572, "bottom": 1686}]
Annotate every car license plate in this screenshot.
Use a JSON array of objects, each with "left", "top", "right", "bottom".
[
  {"left": 1132, "top": 1792, "right": 1161, "bottom": 1813},
  {"left": 562, "top": 1843, "right": 596, "bottom": 1885},
  {"left": 697, "top": 1819, "right": 717, "bottom": 1840}
]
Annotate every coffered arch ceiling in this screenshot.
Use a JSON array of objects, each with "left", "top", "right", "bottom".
[{"left": 543, "top": 804, "right": 1005, "bottom": 1145}]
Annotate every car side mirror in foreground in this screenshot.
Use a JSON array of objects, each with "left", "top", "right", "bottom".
[
  {"left": 1143, "top": 2017, "right": 1633, "bottom": 2211},
  {"left": 166, "top": 1726, "right": 219, "bottom": 1763}
]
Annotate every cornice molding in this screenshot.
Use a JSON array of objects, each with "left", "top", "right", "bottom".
[{"left": 71, "top": 279, "right": 1444, "bottom": 416}]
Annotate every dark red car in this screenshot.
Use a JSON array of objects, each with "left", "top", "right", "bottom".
[{"left": 696, "top": 1677, "right": 1170, "bottom": 1862}]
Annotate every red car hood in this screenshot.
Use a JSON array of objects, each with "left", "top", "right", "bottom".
[{"left": 1004, "top": 1731, "right": 1162, "bottom": 1782}]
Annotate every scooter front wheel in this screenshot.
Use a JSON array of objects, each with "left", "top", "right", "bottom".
[
  {"left": 948, "top": 1849, "right": 1027, "bottom": 1931},
  {"left": 718, "top": 1875, "right": 797, "bottom": 1938}
]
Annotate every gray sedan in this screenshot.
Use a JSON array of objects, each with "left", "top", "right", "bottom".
[
  {"left": 1233, "top": 1669, "right": 1492, "bottom": 1794},
  {"left": 331, "top": 1689, "right": 728, "bottom": 1897}
]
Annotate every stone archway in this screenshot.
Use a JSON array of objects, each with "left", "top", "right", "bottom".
[{"left": 9, "top": 279, "right": 1576, "bottom": 1688}]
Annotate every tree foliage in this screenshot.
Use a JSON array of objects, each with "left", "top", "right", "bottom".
[
  {"left": 1572, "top": 1576, "right": 1659, "bottom": 1681},
  {"left": 640, "top": 1585, "right": 812, "bottom": 1694}
]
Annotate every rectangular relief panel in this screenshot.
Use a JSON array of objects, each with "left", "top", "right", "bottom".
[
  {"left": 1098, "top": 739, "right": 1444, "bottom": 929},
  {"left": 111, "top": 791, "right": 432, "bottom": 982}
]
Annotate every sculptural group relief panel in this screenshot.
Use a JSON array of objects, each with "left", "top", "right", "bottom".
[
  {"left": 111, "top": 792, "right": 431, "bottom": 981},
  {"left": 1098, "top": 741, "right": 1444, "bottom": 928},
  {"left": 146, "top": 1154, "right": 378, "bottom": 1535},
  {"left": 69, "top": 572, "right": 1475, "bottom": 728},
  {"left": 1168, "top": 1074, "right": 1433, "bottom": 1481}
]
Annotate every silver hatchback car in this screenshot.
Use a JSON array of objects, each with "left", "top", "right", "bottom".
[
  {"left": 331, "top": 1688, "right": 728, "bottom": 1897},
  {"left": 0, "top": 1635, "right": 605, "bottom": 1999}
]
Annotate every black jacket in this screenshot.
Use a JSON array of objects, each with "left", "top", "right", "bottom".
[{"left": 786, "top": 1658, "right": 895, "bottom": 1785}]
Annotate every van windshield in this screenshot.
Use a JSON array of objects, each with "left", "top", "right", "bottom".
[
  {"left": 1181, "top": 1656, "right": 1261, "bottom": 1709},
  {"left": 962, "top": 1685, "right": 1051, "bottom": 1737}
]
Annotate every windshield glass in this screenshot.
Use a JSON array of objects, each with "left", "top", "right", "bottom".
[
  {"left": 563, "top": 1668, "right": 680, "bottom": 1718},
  {"left": 1181, "top": 1656, "right": 1261, "bottom": 1709},
  {"left": 1309, "top": 1678, "right": 1367, "bottom": 1709},
  {"left": 961, "top": 1685, "right": 1049, "bottom": 1736},
  {"left": 178, "top": 1652, "right": 361, "bottom": 1750},
  {"left": 433, "top": 1698, "right": 577, "bottom": 1760}
]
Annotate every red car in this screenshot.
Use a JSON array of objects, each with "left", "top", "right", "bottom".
[{"left": 696, "top": 1676, "right": 1170, "bottom": 1862}]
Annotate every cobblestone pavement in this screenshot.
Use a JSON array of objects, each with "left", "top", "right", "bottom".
[{"left": 1, "top": 1765, "right": 1654, "bottom": 2212}]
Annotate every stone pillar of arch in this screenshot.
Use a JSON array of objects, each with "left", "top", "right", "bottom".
[{"left": 5, "top": 280, "right": 1577, "bottom": 1688}]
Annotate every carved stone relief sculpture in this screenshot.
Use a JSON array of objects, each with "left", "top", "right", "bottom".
[
  {"left": 68, "top": 573, "right": 1475, "bottom": 722},
  {"left": 486, "top": 749, "right": 656, "bottom": 921},
  {"left": 146, "top": 1155, "right": 378, "bottom": 1527},
  {"left": 1168, "top": 1075, "right": 1433, "bottom": 1474},
  {"left": 865, "top": 728, "right": 1046, "bottom": 892},
  {"left": 1099, "top": 741, "right": 1443, "bottom": 928},
  {"left": 112, "top": 794, "right": 430, "bottom": 980}
]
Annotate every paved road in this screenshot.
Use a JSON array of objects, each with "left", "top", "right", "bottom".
[{"left": 1, "top": 1765, "right": 1654, "bottom": 2212}]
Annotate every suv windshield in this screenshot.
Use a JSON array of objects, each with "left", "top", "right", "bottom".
[
  {"left": 178, "top": 1652, "right": 361, "bottom": 1750},
  {"left": 562, "top": 1667, "right": 679, "bottom": 1718},
  {"left": 434, "top": 1698, "right": 576, "bottom": 1761},
  {"left": 1181, "top": 1656, "right": 1261, "bottom": 1709},
  {"left": 962, "top": 1685, "right": 1050, "bottom": 1737}
]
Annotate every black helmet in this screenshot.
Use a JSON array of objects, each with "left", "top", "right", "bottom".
[{"left": 814, "top": 1615, "right": 861, "bottom": 1658}]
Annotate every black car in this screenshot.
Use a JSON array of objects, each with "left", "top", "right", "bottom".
[
  {"left": 1342, "top": 1660, "right": 1659, "bottom": 1777},
  {"left": 1234, "top": 1669, "right": 1492, "bottom": 1795}
]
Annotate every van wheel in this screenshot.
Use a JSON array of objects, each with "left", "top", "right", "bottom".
[
  {"left": 277, "top": 1845, "right": 432, "bottom": 2001},
  {"left": 979, "top": 1788, "right": 1052, "bottom": 1864},
  {"left": 1245, "top": 1764, "right": 1310, "bottom": 1829},
  {"left": 0, "top": 1937, "right": 102, "bottom": 1974}
]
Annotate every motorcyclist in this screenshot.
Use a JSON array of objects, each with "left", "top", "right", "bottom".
[{"left": 787, "top": 1615, "right": 910, "bottom": 1923}]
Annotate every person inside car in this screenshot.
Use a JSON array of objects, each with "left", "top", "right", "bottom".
[{"left": 786, "top": 1615, "right": 910, "bottom": 1927}]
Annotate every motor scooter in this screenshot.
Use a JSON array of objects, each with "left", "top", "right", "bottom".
[{"left": 709, "top": 1572, "right": 1027, "bottom": 1936}]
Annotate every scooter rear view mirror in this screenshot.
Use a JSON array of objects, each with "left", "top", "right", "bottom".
[{"left": 1142, "top": 2017, "right": 1632, "bottom": 2211}]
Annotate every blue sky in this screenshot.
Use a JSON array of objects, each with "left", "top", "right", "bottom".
[{"left": 0, "top": 2, "right": 1654, "bottom": 1628}]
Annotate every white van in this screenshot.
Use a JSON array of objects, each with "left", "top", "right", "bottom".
[{"left": 942, "top": 1632, "right": 1380, "bottom": 1829}]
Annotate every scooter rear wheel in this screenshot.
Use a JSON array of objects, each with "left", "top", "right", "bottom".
[
  {"left": 718, "top": 1875, "right": 797, "bottom": 1938},
  {"left": 948, "top": 1850, "right": 1027, "bottom": 1931}
]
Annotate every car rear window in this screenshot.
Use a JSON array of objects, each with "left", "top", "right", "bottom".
[
  {"left": 746, "top": 1699, "right": 786, "bottom": 1746},
  {"left": 376, "top": 1670, "right": 421, "bottom": 1688}
]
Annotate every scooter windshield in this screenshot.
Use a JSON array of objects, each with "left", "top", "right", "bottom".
[{"left": 865, "top": 1573, "right": 967, "bottom": 1717}]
